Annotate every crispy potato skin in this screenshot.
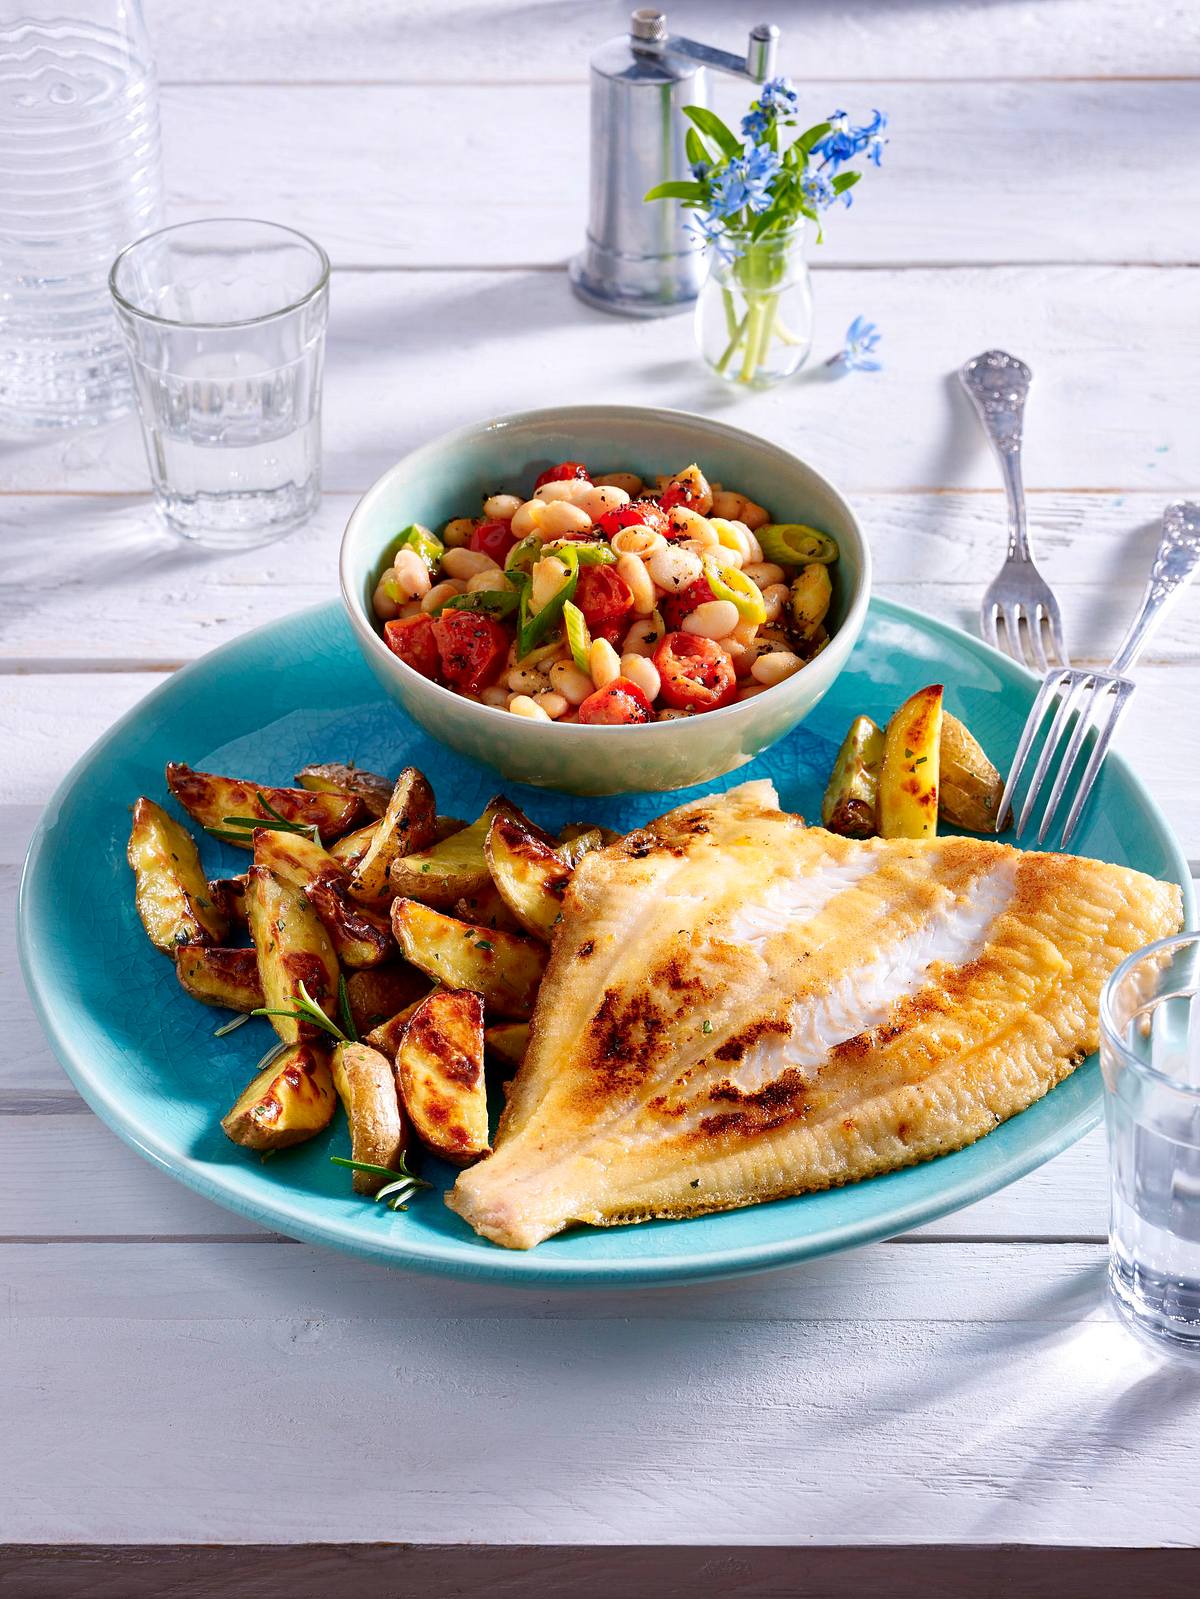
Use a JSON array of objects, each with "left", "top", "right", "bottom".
[
  {"left": 175, "top": 946, "right": 264, "bottom": 1011},
  {"left": 364, "top": 996, "right": 429, "bottom": 1060},
  {"left": 822, "top": 716, "right": 885, "bottom": 838},
  {"left": 391, "top": 899, "right": 547, "bottom": 1019},
  {"left": 879, "top": 685, "right": 944, "bottom": 840},
  {"left": 485, "top": 815, "right": 572, "bottom": 941},
  {"left": 396, "top": 989, "right": 489, "bottom": 1165},
  {"left": 252, "top": 828, "right": 393, "bottom": 968},
  {"left": 245, "top": 866, "right": 340, "bottom": 1043},
  {"left": 345, "top": 964, "right": 430, "bottom": 1037},
  {"left": 207, "top": 875, "right": 248, "bottom": 929},
  {"left": 296, "top": 763, "right": 393, "bottom": 818},
  {"left": 221, "top": 1043, "right": 336, "bottom": 1151},
  {"left": 331, "top": 1042, "right": 408, "bottom": 1193},
  {"left": 165, "top": 763, "right": 364, "bottom": 845},
  {"left": 349, "top": 768, "right": 439, "bottom": 903},
  {"left": 386, "top": 797, "right": 515, "bottom": 910},
  {"left": 940, "top": 713, "right": 1004, "bottom": 833},
  {"left": 128, "top": 797, "right": 228, "bottom": 952},
  {"left": 484, "top": 1021, "right": 529, "bottom": 1069}
]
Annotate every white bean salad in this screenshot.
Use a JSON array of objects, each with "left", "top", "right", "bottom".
[{"left": 371, "top": 459, "right": 838, "bottom": 724}]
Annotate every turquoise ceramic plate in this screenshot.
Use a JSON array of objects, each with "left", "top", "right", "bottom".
[{"left": 19, "top": 599, "right": 1194, "bottom": 1287}]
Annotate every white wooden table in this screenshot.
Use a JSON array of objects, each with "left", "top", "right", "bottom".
[{"left": 5, "top": 3, "right": 1200, "bottom": 1591}]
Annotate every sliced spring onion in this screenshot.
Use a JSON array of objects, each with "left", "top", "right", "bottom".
[
  {"left": 703, "top": 558, "right": 767, "bottom": 625},
  {"left": 436, "top": 588, "right": 520, "bottom": 617},
  {"left": 756, "top": 523, "right": 839, "bottom": 567},
  {"left": 390, "top": 523, "right": 445, "bottom": 571},
  {"left": 563, "top": 600, "right": 592, "bottom": 673},
  {"left": 504, "top": 533, "right": 543, "bottom": 573},
  {"left": 517, "top": 548, "right": 579, "bottom": 660},
  {"left": 541, "top": 539, "right": 615, "bottom": 566}
]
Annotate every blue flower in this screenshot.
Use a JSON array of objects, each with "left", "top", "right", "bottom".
[
  {"left": 758, "top": 77, "right": 798, "bottom": 115},
  {"left": 690, "top": 159, "right": 711, "bottom": 182},
  {"left": 826, "top": 315, "right": 882, "bottom": 374},
  {"left": 860, "top": 109, "right": 888, "bottom": 166},
  {"left": 813, "top": 108, "right": 888, "bottom": 172},
  {"left": 741, "top": 107, "right": 771, "bottom": 143},
  {"left": 801, "top": 169, "right": 836, "bottom": 210},
  {"left": 687, "top": 212, "right": 733, "bottom": 261},
  {"left": 709, "top": 147, "right": 780, "bottom": 219}
]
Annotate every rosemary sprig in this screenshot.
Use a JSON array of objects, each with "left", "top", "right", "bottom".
[
  {"left": 252, "top": 980, "right": 350, "bottom": 1043},
  {"left": 337, "top": 973, "right": 358, "bottom": 1043},
  {"left": 213, "top": 1013, "right": 251, "bottom": 1038},
  {"left": 329, "top": 1154, "right": 432, "bottom": 1211},
  {"left": 205, "top": 792, "right": 322, "bottom": 847}
]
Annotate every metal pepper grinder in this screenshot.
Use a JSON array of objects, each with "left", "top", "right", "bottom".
[{"left": 569, "top": 8, "right": 780, "bottom": 318}]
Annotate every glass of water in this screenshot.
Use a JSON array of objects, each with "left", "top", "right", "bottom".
[
  {"left": 1101, "top": 931, "right": 1200, "bottom": 1356},
  {"left": 110, "top": 218, "right": 329, "bottom": 547}
]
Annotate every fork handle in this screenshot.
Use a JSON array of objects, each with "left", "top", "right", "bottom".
[
  {"left": 959, "top": 350, "right": 1033, "bottom": 562},
  {"left": 1109, "top": 502, "right": 1200, "bottom": 674}
]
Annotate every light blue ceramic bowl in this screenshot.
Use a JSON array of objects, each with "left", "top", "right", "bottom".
[{"left": 340, "top": 405, "right": 871, "bottom": 796}]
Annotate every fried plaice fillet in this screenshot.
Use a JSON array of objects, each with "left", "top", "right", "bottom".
[{"left": 449, "top": 781, "right": 1183, "bottom": 1249}]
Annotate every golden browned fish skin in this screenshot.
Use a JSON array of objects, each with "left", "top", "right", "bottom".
[{"left": 448, "top": 782, "right": 1183, "bottom": 1249}]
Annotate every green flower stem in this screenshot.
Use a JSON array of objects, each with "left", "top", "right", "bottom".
[
  {"left": 772, "top": 315, "right": 804, "bottom": 347},
  {"left": 721, "top": 286, "right": 739, "bottom": 341},
  {"left": 715, "top": 311, "right": 748, "bottom": 375}
]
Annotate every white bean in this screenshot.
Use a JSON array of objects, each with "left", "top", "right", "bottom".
[
  {"left": 530, "top": 556, "right": 570, "bottom": 612},
  {"left": 619, "top": 653, "right": 661, "bottom": 702},
  {"left": 609, "top": 525, "right": 665, "bottom": 559},
  {"left": 743, "top": 561, "right": 786, "bottom": 588},
  {"left": 737, "top": 683, "right": 771, "bottom": 700},
  {"left": 588, "top": 637, "right": 621, "bottom": 689},
  {"left": 391, "top": 548, "right": 432, "bottom": 600},
  {"left": 510, "top": 499, "right": 546, "bottom": 537},
  {"left": 682, "top": 599, "right": 740, "bottom": 639},
  {"left": 744, "top": 530, "right": 764, "bottom": 564},
  {"left": 537, "top": 480, "right": 580, "bottom": 503},
  {"left": 712, "top": 518, "right": 752, "bottom": 561},
  {"left": 594, "top": 471, "right": 643, "bottom": 495},
  {"left": 657, "top": 707, "right": 689, "bottom": 721},
  {"left": 482, "top": 493, "right": 522, "bottom": 521},
  {"left": 647, "top": 545, "right": 703, "bottom": 592},
  {"left": 534, "top": 690, "right": 569, "bottom": 720},
  {"left": 616, "top": 552, "right": 656, "bottom": 616},
  {"left": 621, "top": 618, "right": 663, "bottom": 657},
  {"left": 442, "top": 547, "right": 499, "bottom": 580},
  {"left": 573, "top": 484, "right": 630, "bottom": 521},
  {"left": 531, "top": 499, "right": 593, "bottom": 539},
  {"left": 466, "top": 569, "right": 511, "bottom": 594},
  {"left": 668, "top": 506, "right": 718, "bottom": 545},
  {"left": 442, "top": 517, "right": 475, "bottom": 549},
  {"left": 508, "top": 695, "right": 552, "bottom": 721},
  {"left": 760, "top": 582, "right": 789, "bottom": 623},
  {"left": 548, "top": 660, "right": 594, "bottom": 704},
  {"left": 750, "top": 650, "right": 804, "bottom": 687},
  {"left": 421, "top": 578, "right": 467, "bottom": 612},
  {"left": 372, "top": 569, "right": 401, "bottom": 619},
  {"left": 507, "top": 666, "right": 547, "bottom": 695},
  {"left": 396, "top": 600, "right": 423, "bottom": 619},
  {"left": 480, "top": 685, "right": 510, "bottom": 709}
]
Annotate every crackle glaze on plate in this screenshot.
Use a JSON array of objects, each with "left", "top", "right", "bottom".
[{"left": 18, "top": 599, "right": 1194, "bottom": 1287}]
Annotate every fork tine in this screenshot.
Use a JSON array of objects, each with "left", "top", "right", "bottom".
[
  {"left": 1015, "top": 671, "right": 1088, "bottom": 837},
  {"left": 1000, "top": 603, "right": 1027, "bottom": 668},
  {"left": 1036, "top": 676, "right": 1107, "bottom": 846},
  {"left": 1027, "top": 607, "right": 1050, "bottom": 674},
  {"left": 1059, "top": 682, "right": 1136, "bottom": 848},
  {"left": 995, "top": 669, "right": 1069, "bottom": 834},
  {"left": 1044, "top": 606, "right": 1069, "bottom": 668},
  {"left": 979, "top": 601, "right": 1000, "bottom": 649}
]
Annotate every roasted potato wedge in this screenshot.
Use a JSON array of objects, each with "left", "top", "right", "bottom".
[
  {"left": 295, "top": 762, "right": 394, "bottom": 818},
  {"left": 166, "top": 763, "right": 364, "bottom": 846},
  {"left": 221, "top": 1042, "right": 336, "bottom": 1152},
  {"left": 822, "top": 716, "right": 885, "bottom": 838},
  {"left": 128, "top": 797, "right": 228, "bottom": 952},
  {"left": 330, "top": 820, "right": 378, "bottom": 870},
  {"left": 396, "top": 989, "right": 489, "bottom": 1165},
  {"left": 252, "top": 828, "right": 392, "bottom": 968},
  {"left": 453, "top": 882, "right": 523, "bottom": 933},
  {"left": 364, "top": 996, "right": 430, "bottom": 1059},
  {"left": 940, "top": 712, "right": 1004, "bottom": 833},
  {"left": 790, "top": 563, "right": 833, "bottom": 639},
  {"left": 207, "top": 874, "right": 248, "bottom": 930},
  {"left": 485, "top": 814, "right": 572, "bottom": 940},
  {"left": 331, "top": 1042, "right": 408, "bottom": 1193},
  {"left": 245, "top": 866, "right": 340, "bottom": 1043},
  {"left": 485, "top": 1021, "right": 529, "bottom": 1069},
  {"left": 557, "top": 821, "right": 620, "bottom": 854},
  {"left": 349, "top": 767, "right": 439, "bottom": 903},
  {"left": 175, "top": 946, "right": 264, "bottom": 1011},
  {"left": 878, "top": 684, "right": 944, "bottom": 840},
  {"left": 391, "top": 899, "right": 546, "bottom": 1018},
  {"left": 345, "top": 963, "right": 431, "bottom": 1037},
  {"left": 387, "top": 796, "right": 517, "bottom": 910}
]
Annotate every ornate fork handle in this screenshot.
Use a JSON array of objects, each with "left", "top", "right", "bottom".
[
  {"left": 1109, "top": 502, "right": 1200, "bottom": 675},
  {"left": 959, "top": 350, "right": 1033, "bottom": 562}
]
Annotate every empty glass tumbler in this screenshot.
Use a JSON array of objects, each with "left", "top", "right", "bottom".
[
  {"left": 1101, "top": 931, "right": 1200, "bottom": 1356},
  {"left": 110, "top": 218, "right": 330, "bottom": 547},
  {"left": 0, "top": 0, "right": 164, "bottom": 429}
]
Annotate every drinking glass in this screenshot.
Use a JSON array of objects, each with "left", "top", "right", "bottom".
[
  {"left": 1100, "top": 931, "right": 1200, "bottom": 1356},
  {"left": 110, "top": 218, "right": 330, "bottom": 547}
]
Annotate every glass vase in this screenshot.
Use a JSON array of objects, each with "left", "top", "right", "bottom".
[{"left": 695, "top": 225, "right": 813, "bottom": 390}]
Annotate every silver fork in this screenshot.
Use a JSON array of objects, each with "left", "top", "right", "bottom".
[
  {"left": 999, "top": 501, "right": 1200, "bottom": 849},
  {"left": 959, "top": 349, "right": 1069, "bottom": 672}
]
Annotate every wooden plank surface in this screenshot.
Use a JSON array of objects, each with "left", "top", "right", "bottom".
[
  {"left": 150, "top": 81, "right": 1200, "bottom": 269},
  {"left": 5, "top": 1241, "right": 1199, "bottom": 1546},
  {"left": 2, "top": 267, "right": 1198, "bottom": 499},
  {"left": 144, "top": 0, "right": 1200, "bottom": 82}
]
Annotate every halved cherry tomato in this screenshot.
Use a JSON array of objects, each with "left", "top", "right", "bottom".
[
  {"left": 432, "top": 610, "right": 509, "bottom": 694},
  {"left": 658, "top": 483, "right": 699, "bottom": 514},
  {"left": 534, "top": 460, "right": 591, "bottom": 490},
  {"left": 653, "top": 631, "right": 738, "bottom": 712},
  {"left": 383, "top": 614, "right": 441, "bottom": 680},
  {"left": 470, "top": 518, "right": 517, "bottom": 563},
  {"left": 577, "top": 677, "right": 654, "bottom": 724},
  {"left": 575, "top": 564, "right": 634, "bottom": 643},
  {"left": 660, "top": 575, "right": 716, "bottom": 632},
  {"left": 594, "top": 500, "right": 670, "bottom": 541}
]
